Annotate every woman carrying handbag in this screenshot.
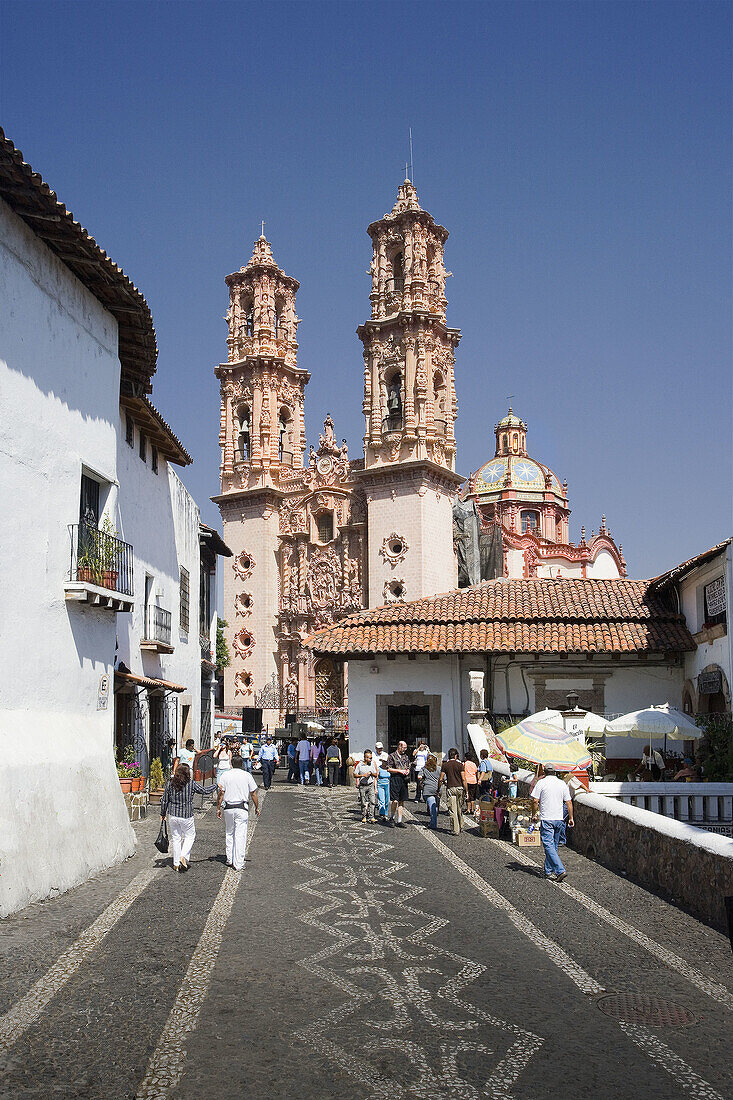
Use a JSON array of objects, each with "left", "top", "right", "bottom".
[{"left": 160, "top": 763, "right": 218, "bottom": 872}]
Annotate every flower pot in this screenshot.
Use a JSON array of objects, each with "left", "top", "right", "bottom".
[
  {"left": 149, "top": 788, "right": 164, "bottom": 804},
  {"left": 131, "top": 777, "right": 144, "bottom": 793},
  {"left": 119, "top": 778, "right": 133, "bottom": 794},
  {"left": 78, "top": 567, "right": 99, "bottom": 584},
  {"left": 101, "top": 569, "right": 118, "bottom": 591}
]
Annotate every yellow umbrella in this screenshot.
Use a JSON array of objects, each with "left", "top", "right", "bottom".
[{"left": 496, "top": 719, "right": 592, "bottom": 771}]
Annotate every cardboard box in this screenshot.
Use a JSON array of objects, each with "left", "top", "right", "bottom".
[{"left": 517, "top": 828, "right": 541, "bottom": 848}]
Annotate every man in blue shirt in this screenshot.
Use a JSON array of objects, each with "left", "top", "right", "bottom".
[{"left": 257, "top": 737, "right": 279, "bottom": 789}]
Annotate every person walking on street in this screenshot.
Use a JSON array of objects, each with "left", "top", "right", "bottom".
[
  {"left": 531, "top": 763, "right": 574, "bottom": 881},
  {"left": 439, "top": 748, "right": 468, "bottom": 835},
  {"left": 160, "top": 763, "right": 218, "bottom": 872},
  {"left": 386, "top": 740, "right": 410, "bottom": 828},
  {"left": 216, "top": 754, "right": 260, "bottom": 871},
  {"left": 477, "top": 749, "right": 493, "bottom": 800},
  {"left": 421, "top": 754, "right": 441, "bottom": 829},
  {"left": 214, "top": 739, "right": 232, "bottom": 786},
  {"left": 257, "top": 736, "right": 279, "bottom": 790},
  {"left": 354, "top": 749, "right": 378, "bottom": 823},
  {"left": 296, "top": 735, "right": 311, "bottom": 784},
  {"left": 311, "top": 739, "right": 324, "bottom": 786},
  {"left": 240, "top": 738, "right": 253, "bottom": 773},
  {"left": 177, "top": 738, "right": 196, "bottom": 772},
  {"left": 413, "top": 741, "right": 429, "bottom": 801},
  {"left": 286, "top": 739, "right": 298, "bottom": 782},
  {"left": 326, "top": 738, "right": 341, "bottom": 786},
  {"left": 464, "top": 754, "right": 478, "bottom": 816},
  {"left": 373, "top": 743, "right": 390, "bottom": 818}
]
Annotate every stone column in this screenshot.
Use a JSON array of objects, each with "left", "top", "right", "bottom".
[{"left": 404, "top": 337, "right": 416, "bottom": 431}]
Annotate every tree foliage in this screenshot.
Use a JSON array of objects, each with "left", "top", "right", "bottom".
[{"left": 216, "top": 617, "right": 230, "bottom": 671}]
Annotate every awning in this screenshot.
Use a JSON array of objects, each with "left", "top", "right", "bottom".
[{"left": 114, "top": 670, "right": 186, "bottom": 693}]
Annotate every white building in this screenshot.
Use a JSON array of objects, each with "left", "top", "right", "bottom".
[
  {"left": 307, "top": 578, "right": 695, "bottom": 762},
  {"left": 0, "top": 130, "right": 227, "bottom": 916},
  {"left": 651, "top": 540, "right": 732, "bottom": 718}
]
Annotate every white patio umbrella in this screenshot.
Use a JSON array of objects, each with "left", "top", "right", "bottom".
[{"left": 605, "top": 704, "right": 701, "bottom": 756}]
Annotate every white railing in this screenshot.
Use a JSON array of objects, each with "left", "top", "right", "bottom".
[{"left": 590, "top": 781, "right": 733, "bottom": 832}]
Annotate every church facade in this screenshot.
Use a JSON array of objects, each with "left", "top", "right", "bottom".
[{"left": 214, "top": 180, "right": 623, "bottom": 724}]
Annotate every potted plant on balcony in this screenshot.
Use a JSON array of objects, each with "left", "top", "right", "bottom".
[
  {"left": 77, "top": 545, "right": 101, "bottom": 586},
  {"left": 149, "top": 757, "right": 165, "bottom": 803},
  {"left": 98, "top": 514, "right": 120, "bottom": 591}
]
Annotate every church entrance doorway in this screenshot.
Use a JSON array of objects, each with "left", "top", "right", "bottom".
[{"left": 387, "top": 705, "right": 429, "bottom": 755}]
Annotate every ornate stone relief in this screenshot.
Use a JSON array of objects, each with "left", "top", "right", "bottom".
[
  {"left": 233, "top": 627, "right": 255, "bottom": 659},
  {"left": 233, "top": 550, "right": 255, "bottom": 579},
  {"left": 379, "top": 533, "right": 409, "bottom": 566},
  {"left": 383, "top": 577, "right": 406, "bottom": 603},
  {"left": 234, "top": 592, "right": 253, "bottom": 617},
  {"left": 279, "top": 500, "right": 307, "bottom": 534},
  {"left": 305, "top": 548, "right": 340, "bottom": 614},
  {"left": 234, "top": 670, "right": 254, "bottom": 697}
]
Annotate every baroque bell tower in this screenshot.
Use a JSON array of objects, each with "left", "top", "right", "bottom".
[
  {"left": 213, "top": 236, "right": 310, "bottom": 714},
  {"left": 356, "top": 180, "right": 462, "bottom": 606}
]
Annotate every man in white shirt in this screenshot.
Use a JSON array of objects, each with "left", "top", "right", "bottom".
[
  {"left": 531, "top": 764, "right": 574, "bottom": 882},
  {"left": 257, "top": 737, "right": 279, "bottom": 789},
  {"left": 216, "top": 754, "right": 260, "bottom": 871},
  {"left": 178, "top": 739, "right": 196, "bottom": 771},
  {"left": 296, "top": 736, "right": 312, "bottom": 784}
]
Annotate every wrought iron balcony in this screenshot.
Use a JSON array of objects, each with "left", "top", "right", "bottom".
[
  {"left": 65, "top": 522, "right": 134, "bottom": 612},
  {"left": 141, "top": 605, "right": 173, "bottom": 652}
]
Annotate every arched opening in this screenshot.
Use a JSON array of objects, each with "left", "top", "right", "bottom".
[
  {"left": 385, "top": 370, "right": 403, "bottom": 431},
  {"left": 274, "top": 297, "right": 285, "bottom": 339},
  {"left": 278, "top": 407, "right": 292, "bottom": 465},
  {"left": 433, "top": 371, "right": 447, "bottom": 432},
  {"left": 521, "top": 510, "right": 539, "bottom": 535},
  {"left": 237, "top": 406, "right": 250, "bottom": 461},
  {"left": 315, "top": 659, "right": 344, "bottom": 708},
  {"left": 512, "top": 433, "right": 519, "bottom": 453},
  {"left": 392, "top": 249, "right": 404, "bottom": 294},
  {"left": 243, "top": 297, "right": 254, "bottom": 337},
  {"left": 501, "top": 434, "right": 508, "bottom": 454}
]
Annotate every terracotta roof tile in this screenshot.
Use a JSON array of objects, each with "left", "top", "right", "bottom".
[{"left": 306, "top": 579, "right": 694, "bottom": 656}]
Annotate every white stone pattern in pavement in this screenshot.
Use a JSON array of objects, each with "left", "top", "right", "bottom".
[
  {"left": 291, "top": 791, "right": 544, "bottom": 1100},
  {"left": 0, "top": 866, "right": 159, "bottom": 1061},
  {"left": 135, "top": 794, "right": 266, "bottom": 1100},
  {"left": 491, "top": 838, "right": 733, "bottom": 1013}
]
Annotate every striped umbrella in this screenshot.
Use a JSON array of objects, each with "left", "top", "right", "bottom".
[{"left": 496, "top": 719, "right": 592, "bottom": 771}]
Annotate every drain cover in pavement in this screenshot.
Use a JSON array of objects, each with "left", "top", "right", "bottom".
[{"left": 596, "top": 993, "right": 697, "bottom": 1028}]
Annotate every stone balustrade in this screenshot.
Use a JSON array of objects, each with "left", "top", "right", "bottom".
[{"left": 590, "top": 781, "right": 733, "bottom": 834}]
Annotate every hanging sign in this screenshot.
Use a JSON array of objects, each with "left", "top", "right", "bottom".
[
  {"left": 705, "top": 576, "right": 726, "bottom": 618},
  {"left": 698, "top": 669, "right": 722, "bottom": 695}
]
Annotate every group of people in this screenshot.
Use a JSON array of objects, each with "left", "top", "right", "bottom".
[{"left": 285, "top": 735, "right": 348, "bottom": 786}]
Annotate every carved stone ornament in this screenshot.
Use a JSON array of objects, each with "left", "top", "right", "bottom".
[
  {"left": 379, "top": 533, "right": 409, "bottom": 566},
  {"left": 279, "top": 500, "right": 307, "bottom": 534},
  {"left": 233, "top": 550, "right": 255, "bottom": 579},
  {"left": 305, "top": 548, "right": 340, "bottom": 613},
  {"left": 233, "top": 627, "right": 255, "bottom": 659},
  {"left": 234, "top": 592, "right": 254, "bottom": 617},
  {"left": 234, "top": 670, "right": 254, "bottom": 697},
  {"left": 383, "top": 577, "right": 407, "bottom": 603}
]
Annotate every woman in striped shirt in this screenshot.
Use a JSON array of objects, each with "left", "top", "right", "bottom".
[{"left": 160, "top": 763, "right": 218, "bottom": 872}]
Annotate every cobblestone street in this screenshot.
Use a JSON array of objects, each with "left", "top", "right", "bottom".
[{"left": 1, "top": 779, "right": 731, "bottom": 1100}]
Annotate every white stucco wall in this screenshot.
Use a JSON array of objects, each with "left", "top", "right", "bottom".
[
  {"left": 366, "top": 478, "right": 457, "bottom": 607},
  {"left": 678, "top": 549, "right": 731, "bottom": 709},
  {"left": 221, "top": 500, "right": 280, "bottom": 719},
  {"left": 115, "top": 433, "right": 202, "bottom": 754},
  {"left": 347, "top": 656, "right": 461, "bottom": 754},
  {"left": 0, "top": 198, "right": 135, "bottom": 917}
]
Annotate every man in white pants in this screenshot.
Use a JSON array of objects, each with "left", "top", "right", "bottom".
[{"left": 216, "top": 754, "right": 260, "bottom": 871}]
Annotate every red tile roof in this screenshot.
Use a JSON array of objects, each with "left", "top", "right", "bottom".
[
  {"left": 650, "top": 539, "right": 731, "bottom": 589},
  {"left": 306, "top": 579, "right": 695, "bottom": 656}
]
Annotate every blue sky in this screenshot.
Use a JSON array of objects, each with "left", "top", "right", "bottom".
[{"left": 1, "top": 0, "right": 730, "bottom": 577}]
